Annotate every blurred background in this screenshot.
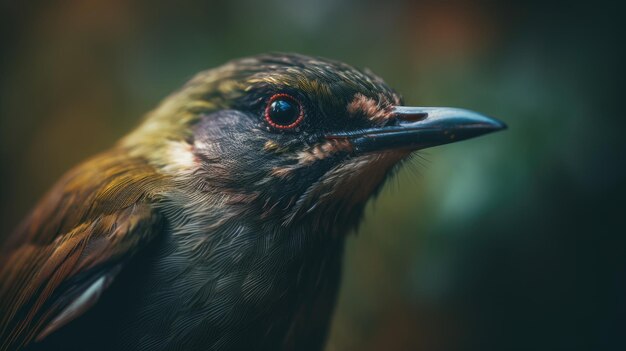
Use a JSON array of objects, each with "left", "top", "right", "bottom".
[{"left": 1, "top": 0, "right": 624, "bottom": 350}]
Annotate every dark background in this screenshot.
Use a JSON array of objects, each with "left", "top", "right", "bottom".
[{"left": 1, "top": 0, "right": 624, "bottom": 350}]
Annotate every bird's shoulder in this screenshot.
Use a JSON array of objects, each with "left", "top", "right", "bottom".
[
  {"left": 0, "top": 148, "right": 169, "bottom": 350},
  {"left": 4, "top": 149, "right": 168, "bottom": 248}
]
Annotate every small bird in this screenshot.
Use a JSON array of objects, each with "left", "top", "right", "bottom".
[{"left": 0, "top": 53, "right": 504, "bottom": 350}]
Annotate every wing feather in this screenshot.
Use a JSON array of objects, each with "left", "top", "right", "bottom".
[{"left": 0, "top": 150, "right": 168, "bottom": 350}]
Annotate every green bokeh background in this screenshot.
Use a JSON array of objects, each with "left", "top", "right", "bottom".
[{"left": 1, "top": 1, "right": 624, "bottom": 350}]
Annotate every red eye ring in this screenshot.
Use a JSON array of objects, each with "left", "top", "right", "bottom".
[{"left": 264, "top": 93, "right": 304, "bottom": 130}]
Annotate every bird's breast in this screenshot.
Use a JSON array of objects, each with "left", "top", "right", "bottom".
[{"left": 111, "top": 218, "right": 346, "bottom": 351}]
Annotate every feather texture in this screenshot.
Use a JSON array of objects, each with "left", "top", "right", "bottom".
[{"left": 0, "top": 149, "right": 167, "bottom": 350}]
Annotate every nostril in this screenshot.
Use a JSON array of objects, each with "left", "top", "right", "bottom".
[{"left": 395, "top": 112, "right": 428, "bottom": 123}]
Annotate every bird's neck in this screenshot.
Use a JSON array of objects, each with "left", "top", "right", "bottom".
[{"left": 149, "top": 185, "right": 350, "bottom": 349}]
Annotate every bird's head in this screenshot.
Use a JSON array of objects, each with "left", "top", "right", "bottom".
[{"left": 122, "top": 53, "right": 505, "bottom": 233}]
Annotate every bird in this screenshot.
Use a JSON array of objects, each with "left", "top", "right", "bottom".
[{"left": 0, "top": 53, "right": 505, "bottom": 351}]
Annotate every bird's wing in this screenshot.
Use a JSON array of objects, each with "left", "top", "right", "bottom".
[{"left": 0, "top": 150, "right": 167, "bottom": 350}]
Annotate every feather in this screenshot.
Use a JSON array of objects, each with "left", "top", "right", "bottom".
[{"left": 0, "top": 149, "right": 167, "bottom": 350}]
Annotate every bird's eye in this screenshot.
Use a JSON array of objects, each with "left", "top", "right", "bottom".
[{"left": 264, "top": 94, "right": 304, "bottom": 130}]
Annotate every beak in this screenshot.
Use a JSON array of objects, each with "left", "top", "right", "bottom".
[{"left": 326, "top": 106, "right": 506, "bottom": 154}]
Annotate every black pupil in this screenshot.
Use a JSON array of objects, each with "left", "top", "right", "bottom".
[{"left": 269, "top": 99, "right": 299, "bottom": 126}]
